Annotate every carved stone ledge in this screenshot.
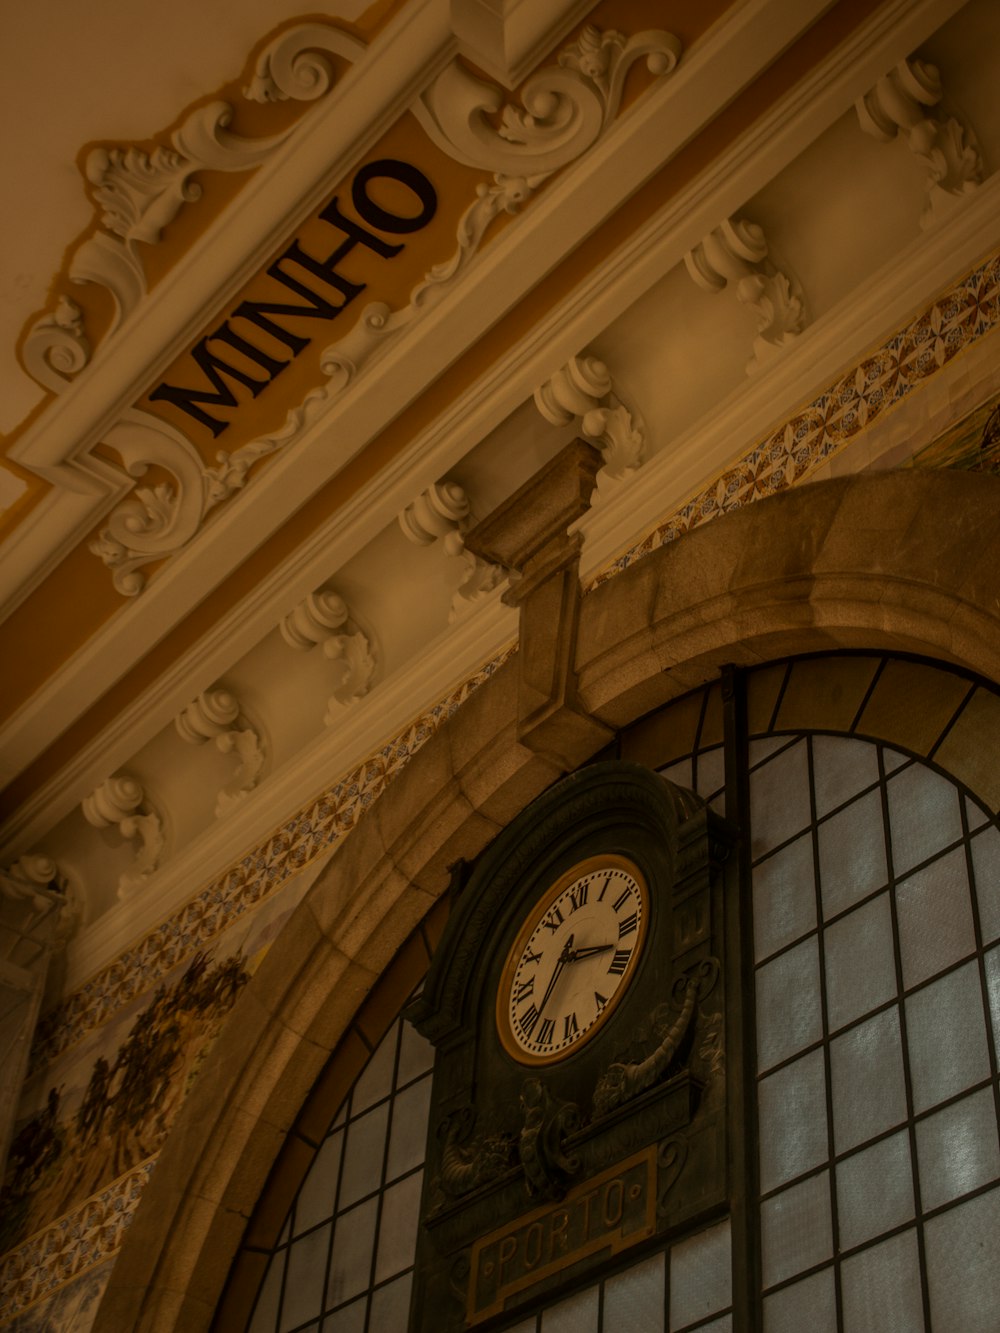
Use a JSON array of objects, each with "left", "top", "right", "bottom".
[
  {"left": 175, "top": 688, "right": 265, "bottom": 818},
  {"left": 81, "top": 776, "right": 163, "bottom": 899},
  {"left": 684, "top": 215, "right": 806, "bottom": 374},
  {"left": 534, "top": 354, "right": 645, "bottom": 498},
  {"left": 279, "top": 589, "right": 376, "bottom": 723}
]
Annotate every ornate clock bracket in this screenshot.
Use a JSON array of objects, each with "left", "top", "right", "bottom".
[{"left": 464, "top": 438, "right": 613, "bottom": 769}]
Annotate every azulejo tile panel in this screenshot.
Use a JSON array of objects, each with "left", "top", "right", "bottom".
[{"left": 589, "top": 249, "right": 1000, "bottom": 589}]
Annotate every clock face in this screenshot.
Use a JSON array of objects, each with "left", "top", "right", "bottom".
[{"left": 497, "top": 855, "right": 649, "bottom": 1065}]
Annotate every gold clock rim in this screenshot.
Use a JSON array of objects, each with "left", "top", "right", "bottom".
[{"left": 495, "top": 852, "right": 650, "bottom": 1067}]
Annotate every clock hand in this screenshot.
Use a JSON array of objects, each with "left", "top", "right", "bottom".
[
  {"left": 566, "top": 943, "right": 613, "bottom": 961},
  {"left": 537, "top": 934, "right": 575, "bottom": 1019}
]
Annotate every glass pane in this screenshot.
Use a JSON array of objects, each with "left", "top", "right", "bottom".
[
  {"left": 829, "top": 1007, "right": 907, "bottom": 1154},
  {"left": 971, "top": 826, "right": 1000, "bottom": 946},
  {"left": 836, "top": 1130, "right": 914, "bottom": 1249},
  {"left": 669, "top": 1219, "right": 731, "bottom": 1329},
  {"left": 840, "top": 1228, "right": 924, "bottom": 1333},
  {"left": 760, "top": 1171, "right": 832, "bottom": 1290},
  {"left": 696, "top": 746, "right": 726, "bottom": 801},
  {"left": 281, "top": 1223, "right": 332, "bottom": 1332},
  {"left": 896, "top": 848, "right": 976, "bottom": 989},
  {"left": 396, "top": 1021, "right": 435, "bottom": 1085},
  {"left": 817, "top": 790, "right": 888, "bottom": 920},
  {"left": 924, "top": 1184, "right": 1000, "bottom": 1332},
  {"left": 368, "top": 1272, "right": 412, "bottom": 1331},
  {"left": 374, "top": 1171, "right": 423, "bottom": 1283},
  {"left": 887, "top": 763, "right": 963, "bottom": 877},
  {"left": 602, "top": 1252, "right": 664, "bottom": 1332},
  {"left": 986, "top": 945, "right": 1000, "bottom": 1050},
  {"left": 749, "top": 740, "right": 811, "bottom": 859},
  {"left": 812, "top": 735, "right": 879, "bottom": 818},
  {"left": 756, "top": 936, "right": 823, "bottom": 1072},
  {"left": 338, "top": 1103, "right": 389, "bottom": 1207},
  {"left": 541, "top": 1282, "right": 599, "bottom": 1332},
  {"left": 915, "top": 1087, "right": 1000, "bottom": 1212},
  {"left": 351, "top": 1027, "right": 397, "bottom": 1113},
  {"left": 758, "top": 1049, "right": 827, "bottom": 1193},
  {"left": 965, "top": 795, "right": 989, "bottom": 833},
  {"left": 906, "top": 962, "right": 991, "bottom": 1114},
  {"left": 295, "top": 1131, "right": 343, "bottom": 1235},
  {"left": 327, "top": 1198, "right": 377, "bottom": 1308},
  {"left": 385, "top": 1077, "right": 432, "bottom": 1181},
  {"left": 752, "top": 834, "right": 816, "bottom": 963},
  {"left": 250, "top": 1252, "right": 284, "bottom": 1333},
  {"left": 882, "top": 748, "right": 909, "bottom": 775},
  {"left": 823, "top": 891, "right": 896, "bottom": 1032},
  {"left": 762, "top": 1268, "right": 835, "bottom": 1332},
  {"left": 323, "top": 1297, "right": 365, "bottom": 1332},
  {"left": 659, "top": 757, "right": 693, "bottom": 791}
]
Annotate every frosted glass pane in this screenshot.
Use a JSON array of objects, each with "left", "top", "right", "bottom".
[
  {"left": 836, "top": 1130, "right": 914, "bottom": 1249},
  {"left": 763, "top": 1268, "right": 835, "bottom": 1333},
  {"left": 756, "top": 936, "right": 823, "bottom": 1072},
  {"left": 323, "top": 1297, "right": 365, "bottom": 1332},
  {"left": 250, "top": 1251, "right": 284, "bottom": 1333},
  {"left": 542, "top": 1282, "right": 599, "bottom": 1332},
  {"left": 696, "top": 1318, "right": 732, "bottom": 1332},
  {"left": 750, "top": 737, "right": 793, "bottom": 765},
  {"left": 986, "top": 945, "right": 1000, "bottom": 1050},
  {"left": 368, "top": 1272, "right": 412, "bottom": 1330},
  {"left": 501, "top": 1319, "right": 537, "bottom": 1333},
  {"left": 602, "top": 1252, "right": 664, "bottom": 1331},
  {"left": 281, "top": 1223, "right": 331, "bottom": 1332},
  {"left": 840, "top": 1228, "right": 923, "bottom": 1333},
  {"left": 338, "top": 1102, "right": 389, "bottom": 1206},
  {"left": 817, "top": 790, "right": 887, "bottom": 919},
  {"left": 375, "top": 1171, "right": 423, "bottom": 1283},
  {"left": 752, "top": 834, "right": 816, "bottom": 962},
  {"left": 327, "top": 1198, "right": 377, "bottom": 1307},
  {"left": 916, "top": 1087, "right": 1000, "bottom": 1211},
  {"left": 760, "top": 1171, "right": 832, "bottom": 1289},
  {"left": 749, "top": 740, "right": 811, "bottom": 858},
  {"left": 669, "top": 1219, "right": 731, "bottom": 1329},
  {"left": 883, "top": 748, "right": 908, "bottom": 774},
  {"left": 758, "top": 1049, "right": 828, "bottom": 1193},
  {"left": 396, "top": 1020, "right": 435, "bottom": 1085},
  {"left": 659, "top": 758, "right": 693, "bottom": 790},
  {"left": 887, "top": 763, "right": 963, "bottom": 877},
  {"left": 352, "top": 1025, "right": 397, "bottom": 1112},
  {"left": 965, "top": 795, "right": 989, "bottom": 833},
  {"left": 385, "top": 1077, "right": 432, "bottom": 1181},
  {"left": 906, "top": 962, "right": 990, "bottom": 1114},
  {"left": 696, "top": 747, "right": 726, "bottom": 801},
  {"left": 830, "top": 1007, "right": 907, "bottom": 1153},
  {"left": 823, "top": 891, "right": 896, "bottom": 1031},
  {"left": 924, "top": 1185, "right": 1000, "bottom": 1332},
  {"left": 896, "top": 848, "right": 976, "bottom": 989},
  {"left": 295, "top": 1130, "right": 343, "bottom": 1234},
  {"left": 812, "top": 735, "right": 879, "bottom": 818},
  {"left": 971, "top": 826, "right": 1000, "bottom": 946}
]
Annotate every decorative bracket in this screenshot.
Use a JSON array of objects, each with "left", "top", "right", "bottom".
[
  {"left": 175, "top": 688, "right": 265, "bottom": 818},
  {"left": 398, "top": 481, "right": 504, "bottom": 621},
  {"left": 3, "top": 855, "right": 81, "bottom": 945},
  {"left": 534, "top": 353, "right": 645, "bottom": 499},
  {"left": 279, "top": 588, "right": 376, "bottom": 724},
  {"left": 81, "top": 776, "right": 163, "bottom": 899},
  {"left": 684, "top": 215, "right": 806, "bottom": 374},
  {"left": 855, "top": 56, "right": 982, "bottom": 230}
]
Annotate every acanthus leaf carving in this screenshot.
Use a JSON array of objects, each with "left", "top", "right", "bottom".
[
  {"left": 856, "top": 56, "right": 983, "bottom": 230},
  {"left": 175, "top": 688, "right": 265, "bottom": 818},
  {"left": 534, "top": 353, "right": 645, "bottom": 497},
  {"left": 280, "top": 589, "right": 377, "bottom": 722},
  {"left": 684, "top": 216, "right": 806, "bottom": 373},
  {"left": 398, "top": 481, "right": 503, "bottom": 621},
  {"left": 81, "top": 776, "right": 163, "bottom": 900}
]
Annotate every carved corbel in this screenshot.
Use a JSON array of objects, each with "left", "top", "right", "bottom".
[
  {"left": 279, "top": 589, "right": 376, "bottom": 724},
  {"left": 3, "top": 855, "right": 82, "bottom": 944},
  {"left": 534, "top": 353, "right": 645, "bottom": 499},
  {"left": 82, "top": 777, "right": 163, "bottom": 899},
  {"left": 398, "top": 481, "right": 504, "bottom": 622},
  {"left": 856, "top": 56, "right": 982, "bottom": 229},
  {"left": 684, "top": 216, "right": 806, "bottom": 373},
  {"left": 175, "top": 688, "right": 264, "bottom": 818}
]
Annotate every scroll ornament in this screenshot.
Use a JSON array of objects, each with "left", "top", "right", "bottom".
[
  {"left": 398, "top": 481, "right": 504, "bottom": 621},
  {"left": 279, "top": 589, "right": 376, "bottom": 724},
  {"left": 174, "top": 688, "right": 265, "bottom": 817},
  {"left": 534, "top": 353, "right": 645, "bottom": 498},
  {"left": 81, "top": 776, "right": 164, "bottom": 899}
]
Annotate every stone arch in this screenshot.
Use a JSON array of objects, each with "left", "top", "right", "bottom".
[{"left": 95, "top": 469, "right": 1000, "bottom": 1330}]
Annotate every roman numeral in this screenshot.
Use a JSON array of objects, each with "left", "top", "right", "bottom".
[
  {"left": 618, "top": 912, "right": 638, "bottom": 939},
  {"left": 563, "top": 1012, "right": 580, "bottom": 1042},
  {"left": 613, "top": 888, "right": 632, "bottom": 913},
  {"left": 538, "top": 1018, "right": 556, "bottom": 1046},
  {"left": 515, "top": 976, "right": 535, "bottom": 1003},
  {"left": 524, "top": 948, "right": 543, "bottom": 965},
  {"left": 608, "top": 949, "right": 632, "bottom": 976},
  {"left": 569, "top": 883, "right": 588, "bottom": 913},
  {"left": 520, "top": 1004, "right": 540, "bottom": 1037},
  {"left": 594, "top": 990, "right": 608, "bottom": 1010},
  {"left": 598, "top": 874, "right": 612, "bottom": 902},
  {"left": 542, "top": 905, "right": 564, "bottom": 933}
]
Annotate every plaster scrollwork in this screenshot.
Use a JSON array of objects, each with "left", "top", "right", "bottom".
[
  {"left": 279, "top": 589, "right": 376, "bottom": 723},
  {"left": 244, "top": 23, "right": 365, "bottom": 103},
  {"left": 81, "top": 776, "right": 164, "bottom": 899},
  {"left": 685, "top": 216, "right": 806, "bottom": 374},
  {"left": 175, "top": 688, "right": 265, "bottom": 818},
  {"left": 3, "top": 856, "right": 83, "bottom": 943},
  {"left": 398, "top": 481, "right": 504, "bottom": 621},
  {"left": 856, "top": 57, "right": 983, "bottom": 230},
  {"left": 534, "top": 353, "right": 645, "bottom": 499},
  {"left": 20, "top": 298, "right": 91, "bottom": 396}
]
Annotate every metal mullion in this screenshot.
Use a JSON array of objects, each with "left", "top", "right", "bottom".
[
  {"left": 926, "top": 682, "right": 977, "bottom": 763},
  {"left": 764, "top": 661, "right": 792, "bottom": 735},
  {"left": 316, "top": 1104, "right": 351, "bottom": 1327},
  {"left": 363, "top": 1018, "right": 405, "bottom": 1331},
  {"left": 876, "top": 744, "right": 933, "bottom": 1331},
  {"left": 691, "top": 681, "right": 711, "bottom": 794},
  {"left": 847, "top": 655, "right": 887, "bottom": 734}
]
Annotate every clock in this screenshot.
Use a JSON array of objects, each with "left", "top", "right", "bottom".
[{"left": 497, "top": 854, "right": 649, "bottom": 1064}]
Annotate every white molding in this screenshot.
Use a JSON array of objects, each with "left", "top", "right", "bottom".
[
  {"left": 0, "top": 0, "right": 860, "bottom": 791},
  {"left": 61, "top": 592, "right": 516, "bottom": 991}
]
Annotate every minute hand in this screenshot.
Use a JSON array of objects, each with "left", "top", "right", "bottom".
[{"left": 567, "top": 943, "right": 613, "bottom": 961}]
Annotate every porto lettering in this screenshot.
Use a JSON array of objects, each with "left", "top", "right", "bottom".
[{"left": 149, "top": 159, "right": 437, "bottom": 436}]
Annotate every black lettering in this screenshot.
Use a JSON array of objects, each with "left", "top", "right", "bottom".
[
  {"left": 618, "top": 913, "right": 638, "bottom": 939},
  {"left": 608, "top": 949, "right": 631, "bottom": 976},
  {"left": 149, "top": 326, "right": 277, "bottom": 437},
  {"left": 515, "top": 976, "right": 535, "bottom": 1003},
  {"left": 542, "top": 906, "right": 564, "bottom": 933},
  {"left": 569, "top": 883, "right": 588, "bottom": 913},
  {"left": 613, "top": 888, "right": 632, "bottom": 913},
  {"left": 594, "top": 990, "right": 608, "bottom": 1009},
  {"left": 351, "top": 158, "right": 437, "bottom": 234},
  {"left": 538, "top": 1018, "right": 556, "bottom": 1046},
  {"left": 563, "top": 1011, "right": 579, "bottom": 1042},
  {"left": 525, "top": 948, "right": 543, "bottom": 965},
  {"left": 233, "top": 258, "right": 359, "bottom": 356},
  {"left": 598, "top": 874, "right": 612, "bottom": 902},
  {"left": 519, "top": 1004, "right": 540, "bottom": 1037}
]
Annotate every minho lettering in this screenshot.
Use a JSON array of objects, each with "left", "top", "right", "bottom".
[{"left": 149, "top": 159, "right": 437, "bottom": 436}]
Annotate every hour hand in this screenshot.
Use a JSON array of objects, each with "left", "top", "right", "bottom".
[{"left": 567, "top": 942, "right": 613, "bottom": 960}]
